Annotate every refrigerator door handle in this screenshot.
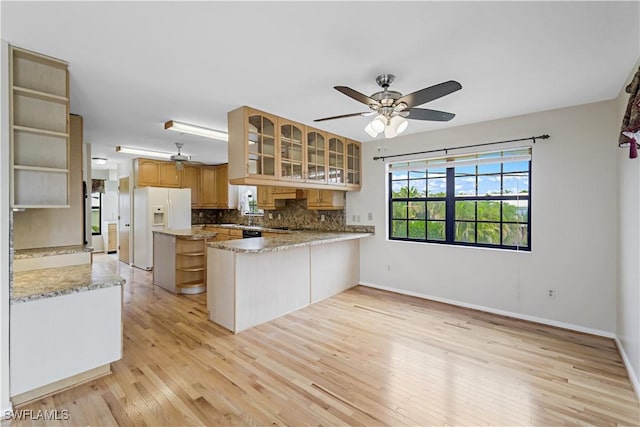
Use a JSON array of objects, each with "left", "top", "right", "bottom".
[{"left": 167, "top": 198, "right": 172, "bottom": 229}]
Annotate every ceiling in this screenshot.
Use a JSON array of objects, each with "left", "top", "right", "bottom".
[{"left": 2, "top": 1, "right": 639, "bottom": 171}]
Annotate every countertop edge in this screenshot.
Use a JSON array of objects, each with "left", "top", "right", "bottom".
[
  {"left": 207, "top": 232, "right": 373, "bottom": 254},
  {"left": 11, "top": 279, "right": 125, "bottom": 305},
  {"left": 153, "top": 229, "right": 216, "bottom": 239}
]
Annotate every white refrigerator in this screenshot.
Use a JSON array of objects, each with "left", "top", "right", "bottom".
[{"left": 133, "top": 187, "right": 191, "bottom": 270}]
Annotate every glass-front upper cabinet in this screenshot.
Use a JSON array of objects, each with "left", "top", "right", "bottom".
[
  {"left": 306, "top": 128, "right": 327, "bottom": 183},
  {"left": 346, "top": 139, "right": 361, "bottom": 188},
  {"left": 247, "top": 113, "right": 276, "bottom": 178},
  {"left": 327, "top": 134, "right": 345, "bottom": 185},
  {"left": 279, "top": 121, "right": 304, "bottom": 181}
]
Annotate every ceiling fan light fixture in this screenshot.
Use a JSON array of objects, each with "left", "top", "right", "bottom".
[
  {"left": 164, "top": 120, "right": 228, "bottom": 141},
  {"left": 384, "top": 124, "right": 398, "bottom": 139},
  {"left": 370, "top": 115, "right": 386, "bottom": 133},
  {"left": 390, "top": 115, "right": 409, "bottom": 134},
  {"left": 364, "top": 122, "right": 380, "bottom": 138}
]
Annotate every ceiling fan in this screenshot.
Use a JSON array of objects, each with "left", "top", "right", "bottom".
[
  {"left": 170, "top": 142, "right": 190, "bottom": 171},
  {"left": 314, "top": 74, "right": 462, "bottom": 138}
]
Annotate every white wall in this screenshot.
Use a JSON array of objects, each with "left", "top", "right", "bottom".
[
  {"left": 348, "top": 100, "right": 619, "bottom": 335},
  {"left": 0, "top": 40, "right": 12, "bottom": 413},
  {"left": 616, "top": 59, "right": 640, "bottom": 396}
]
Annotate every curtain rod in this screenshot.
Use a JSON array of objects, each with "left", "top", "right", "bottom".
[{"left": 372, "top": 134, "right": 550, "bottom": 161}]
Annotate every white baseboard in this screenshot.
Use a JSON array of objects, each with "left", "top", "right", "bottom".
[
  {"left": 615, "top": 337, "right": 640, "bottom": 401},
  {"left": 359, "top": 281, "right": 616, "bottom": 339}
]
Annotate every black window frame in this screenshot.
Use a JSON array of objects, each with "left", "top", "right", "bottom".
[{"left": 388, "top": 156, "right": 531, "bottom": 251}]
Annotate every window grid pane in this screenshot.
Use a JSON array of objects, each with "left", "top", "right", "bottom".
[{"left": 389, "top": 157, "right": 530, "bottom": 251}]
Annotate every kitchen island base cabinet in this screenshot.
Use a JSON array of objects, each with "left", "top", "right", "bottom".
[
  {"left": 153, "top": 231, "right": 208, "bottom": 295},
  {"left": 310, "top": 240, "right": 359, "bottom": 303},
  {"left": 207, "top": 238, "right": 361, "bottom": 333},
  {"left": 208, "top": 247, "right": 310, "bottom": 333},
  {"left": 10, "top": 286, "right": 122, "bottom": 404}
]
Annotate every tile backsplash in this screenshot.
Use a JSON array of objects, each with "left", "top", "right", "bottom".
[{"left": 192, "top": 199, "right": 373, "bottom": 233}]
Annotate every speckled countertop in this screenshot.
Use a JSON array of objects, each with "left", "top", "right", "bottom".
[
  {"left": 153, "top": 229, "right": 217, "bottom": 240},
  {"left": 207, "top": 231, "right": 373, "bottom": 253},
  {"left": 197, "top": 224, "right": 294, "bottom": 234},
  {"left": 12, "top": 263, "right": 125, "bottom": 304},
  {"left": 14, "top": 244, "right": 92, "bottom": 260}
]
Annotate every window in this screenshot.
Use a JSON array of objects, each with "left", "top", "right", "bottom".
[
  {"left": 389, "top": 148, "right": 531, "bottom": 251},
  {"left": 91, "top": 192, "right": 102, "bottom": 235}
]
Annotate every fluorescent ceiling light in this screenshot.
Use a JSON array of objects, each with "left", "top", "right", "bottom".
[
  {"left": 115, "top": 145, "right": 173, "bottom": 159},
  {"left": 91, "top": 157, "right": 107, "bottom": 165},
  {"left": 164, "top": 120, "right": 228, "bottom": 141}
]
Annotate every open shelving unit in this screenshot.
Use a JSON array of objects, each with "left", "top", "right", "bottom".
[
  {"left": 10, "top": 45, "right": 70, "bottom": 208},
  {"left": 175, "top": 238, "right": 206, "bottom": 293}
]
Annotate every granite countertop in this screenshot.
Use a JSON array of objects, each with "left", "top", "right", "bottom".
[
  {"left": 14, "top": 244, "right": 92, "bottom": 260},
  {"left": 198, "top": 224, "right": 294, "bottom": 234},
  {"left": 12, "top": 263, "right": 125, "bottom": 304},
  {"left": 207, "top": 231, "right": 373, "bottom": 254},
  {"left": 153, "top": 228, "right": 217, "bottom": 240}
]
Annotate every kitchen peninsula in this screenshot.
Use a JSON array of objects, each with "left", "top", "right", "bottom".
[{"left": 206, "top": 231, "right": 372, "bottom": 333}]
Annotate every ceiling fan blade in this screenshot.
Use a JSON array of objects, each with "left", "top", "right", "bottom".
[
  {"left": 314, "top": 112, "right": 370, "bottom": 122},
  {"left": 406, "top": 108, "right": 456, "bottom": 122},
  {"left": 334, "top": 86, "right": 381, "bottom": 107},
  {"left": 397, "top": 80, "right": 462, "bottom": 108}
]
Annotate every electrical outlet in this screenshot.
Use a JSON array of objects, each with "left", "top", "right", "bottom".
[
  {"left": 352, "top": 215, "right": 356, "bottom": 222},
  {"left": 268, "top": 213, "right": 273, "bottom": 219},
  {"left": 277, "top": 213, "right": 281, "bottom": 220},
  {"left": 320, "top": 214, "right": 325, "bottom": 222},
  {"left": 386, "top": 265, "right": 391, "bottom": 271},
  {"left": 198, "top": 212, "right": 203, "bottom": 218},
  {"left": 368, "top": 212, "right": 373, "bottom": 221},
  {"left": 356, "top": 215, "right": 361, "bottom": 222},
  {"left": 547, "top": 289, "right": 556, "bottom": 299}
]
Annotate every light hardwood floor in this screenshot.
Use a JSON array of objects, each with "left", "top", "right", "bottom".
[{"left": 3, "top": 253, "right": 639, "bottom": 426}]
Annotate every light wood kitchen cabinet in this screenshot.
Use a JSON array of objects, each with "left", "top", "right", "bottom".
[
  {"left": 228, "top": 106, "right": 361, "bottom": 191},
  {"left": 200, "top": 166, "right": 217, "bottom": 208},
  {"left": 203, "top": 226, "right": 243, "bottom": 241},
  {"left": 158, "top": 161, "right": 181, "bottom": 187},
  {"left": 106, "top": 222, "right": 117, "bottom": 253},
  {"left": 257, "top": 186, "right": 304, "bottom": 210},
  {"left": 346, "top": 139, "right": 362, "bottom": 188},
  {"left": 181, "top": 164, "right": 200, "bottom": 207},
  {"left": 327, "top": 134, "right": 346, "bottom": 185},
  {"left": 305, "top": 189, "right": 345, "bottom": 210},
  {"left": 135, "top": 158, "right": 180, "bottom": 188},
  {"left": 305, "top": 128, "right": 327, "bottom": 184},
  {"left": 228, "top": 106, "right": 278, "bottom": 183},
  {"left": 200, "top": 164, "right": 237, "bottom": 209},
  {"left": 257, "top": 186, "right": 281, "bottom": 210},
  {"left": 279, "top": 120, "right": 305, "bottom": 182},
  {"left": 136, "top": 158, "right": 160, "bottom": 187},
  {"left": 215, "top": 164, "right": 231, "bottom": 208},
  {"left": 10, "top": 45, "right": 70, "bottom": 208}
]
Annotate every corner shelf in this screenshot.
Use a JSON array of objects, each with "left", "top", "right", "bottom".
[
  {"left": 177, "top": 251, "right": 205, "bottom": 257},
  {"left": 174, "top": 237, "right": 207, "bottom": 294}
]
